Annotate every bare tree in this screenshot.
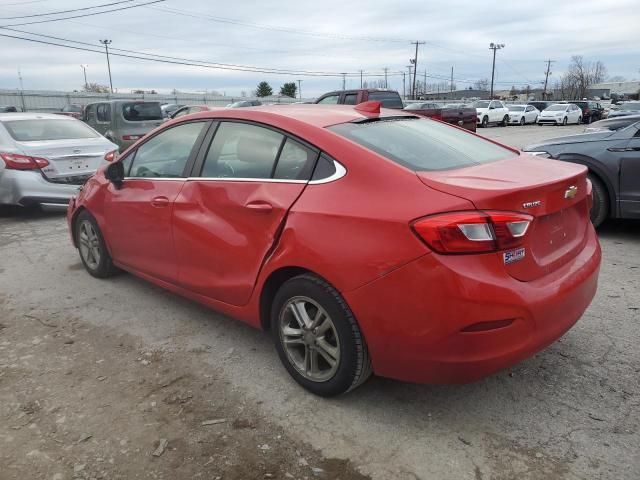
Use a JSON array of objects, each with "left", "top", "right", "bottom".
[
  {"left": 82, "top": 83, "right": 110, "bottom": 93},
  {"left": 559, "top": 56, "right": 607, "bottom": 99},
  {"left": 473, "top": 78, "right": 489, "bottom": 90}
]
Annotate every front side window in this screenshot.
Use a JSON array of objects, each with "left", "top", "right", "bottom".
[
  {"left": 96, "top": 104, "right": 111, "bottom": 123},
  {"left": 128, "top": 122, "right": 205, "bottom": 178},
  {"left": 201, "top": 122, "right": 284, "bottom": 179},
  {"left": 317, "top": 95, "right": 340, "bottom": 104},
  {"left": 3, "top": 119, "right": 99, "bottom": 141},
  {"left": 329, "top": 117, "right": 515, "bottom": 172},
  {"left": 122, "top": 102, "right": 163, "bottom": 121}
]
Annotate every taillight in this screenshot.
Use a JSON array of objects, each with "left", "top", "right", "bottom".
[
  {"left": 412, "top": 210, "right": 533, "bottom": 254},
  {"left": 104, "top": 150, "right": 117, "bottom": 162},
  {"left": 0, "top": 152, "right": 50, "bottom": 170},
  {"left": 122, "top": 134, "right": 143, "bottom": 141}
]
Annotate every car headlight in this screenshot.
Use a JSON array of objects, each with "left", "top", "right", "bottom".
[{"left": 523, "top": 151, "right": 552, "bottom": 158}]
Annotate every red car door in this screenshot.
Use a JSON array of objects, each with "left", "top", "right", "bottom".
[
  {"left": 104, "top": 121, "right": 209, "bottom": 282},
  {"left": 173, "top": 121, "right": 318, "bottom": 306}
]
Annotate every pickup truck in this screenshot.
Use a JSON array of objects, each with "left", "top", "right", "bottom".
[
  {"left": 403, "top": 102, "right": 477, "bottom": 132},
  {"left": 315, "top": 89, "right": 404, "bottom": 109},
  {"left": 473, "top": 100, "right": 510, "bottom": 127}
]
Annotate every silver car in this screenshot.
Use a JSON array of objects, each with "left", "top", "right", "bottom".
[{"left": 0, "top": 113, "right": 118, "bottom": 211}]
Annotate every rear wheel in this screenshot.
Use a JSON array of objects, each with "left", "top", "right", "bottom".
[
  {"left": 481, "top": 116, "right": 489, "bottom": 128},
  {"left": 271, "top": 274, "right": 372, "bottom": 397},
  {"left": 588, "top": 174, "right": 609, "bottom": 228},
  {"left": 75, "top": 210, "right": 119, "bottom": 278}
]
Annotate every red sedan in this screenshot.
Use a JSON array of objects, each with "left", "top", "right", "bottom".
[{"left": 67, "top": 102, "right": 601, "bottom": 396}]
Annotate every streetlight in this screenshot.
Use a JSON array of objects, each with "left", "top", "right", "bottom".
[
  {"left": 80, "top": 64, "right": 88, "bottom": 90},
  {"left": 99, "top": 39, "right": 113, "bottom": 93},
  {"left": 489, "top": 42, "right": 505, "bottom": 99}
]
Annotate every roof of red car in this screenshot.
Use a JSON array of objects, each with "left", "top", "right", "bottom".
[{"left": 186, "top": 104, "right": 412, "bottom": 128}]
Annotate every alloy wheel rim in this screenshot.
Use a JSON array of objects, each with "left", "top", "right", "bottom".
[
  {"left": 279, "top": 296, "right": 340, "bottom": 382},
  {"left": 78, "top": 220, "right": 101, "bottom": 270}
]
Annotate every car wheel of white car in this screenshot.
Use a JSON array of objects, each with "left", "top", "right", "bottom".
[
  {"left": 520, "top": 117, "right": 525, "bottom": 126},
  {"left": 562, "top": 117, "right": 568, "bottom": 126},
  {"left": 481, "top": 116, "right": 488, "bottom": 128},
  {"left": 577, "top": 116, "right": 582, "bottom": 124},
  {"left": 500, "top": 115, "right": 509, "bottom": 127}
]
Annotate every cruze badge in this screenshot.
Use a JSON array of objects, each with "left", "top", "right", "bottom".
[
  {"left": 522, "top": 200, "right": 542, "bottom": 209},
  {"left": 564, "top": 185, "right": 578, "bottom": 199}
]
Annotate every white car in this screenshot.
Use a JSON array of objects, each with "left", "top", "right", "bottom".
[
  {"left": 537, "top": 103, "right": 582, "bottom": 126},
  {"left": 0, "top": 113, "right": 118, "bottom": 210},
  {"left": 474, "top": 100, "right": 510, "bottom": 127},
  {"left": 507, "top": 104, "right": 540, "bottom": 125}
]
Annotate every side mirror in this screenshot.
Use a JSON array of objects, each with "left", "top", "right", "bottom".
[
  {"left": 105, "top": 161, "right": 124, "bottom": 189},
  {"left": 489, "top": 105, "right": 495, "bottom": 109}
]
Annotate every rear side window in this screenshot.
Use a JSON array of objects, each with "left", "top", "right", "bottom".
[
  {"left": 329, "top": 118, "right": 515, "bottom": 171},
  {"left": 129, "top": 122, "right": 205, "bottom": 178},
  {"left": 3, "top": 119, "right": 99, "bottom": 141},
  {"left": 273, "top": 138, "right": 317, "bottom": 180},
  {"left": 343, "top": 94, "right": 358, "bottom": 105},
  {"left": 368, "top": 91, "right": 403, "bottom": 109},
  {"left": 311, "top": 154, "right": 337, "bottom": 181},
  {"left": 201, "top": 122, "right": 284, "bottom": 179},
  {"left": 96, "top": 104, "right": 110, "bottom": 122},
  {"left": 122, "top": 102, "right": 163, "bottom": 121}
]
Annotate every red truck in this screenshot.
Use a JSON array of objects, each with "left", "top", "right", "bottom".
[
  {"left": 315, "top": 89, "right": 404, "bottom": 109},
  {"left": 403, "top": 102, "right": 477, "bottom": 132}
]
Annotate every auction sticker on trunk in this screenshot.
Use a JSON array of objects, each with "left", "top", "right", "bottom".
[{"left": 503, "top": 247, "right": 525, "bottom": 264}]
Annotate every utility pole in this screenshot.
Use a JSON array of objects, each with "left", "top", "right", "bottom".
[
  {"left": 410, "top": 41, "right": 425, "bottom": 100},
  {"left": 543, "top": 59, "right": 554, "bottom": 100},
  {"left": 99, "top": 39, "right": 113, "bottom": 93},
  {"left": 406, "top": 65, "right": 413, "bottom": 99},
  {"left": 383, "top": 67, "right": 388, "bottom": 88},
  {"left": 360, "top": 70, "right": 363, "bottom": 88},
  {"left": 402, "top": 71, "right": 406, "bottom": 99},
  {"left": 80, "top": 64, "right": 88, "bottom": 90},
  {"left": 297, "top": 79, "right": 302, "bottom": 100},
  {"left": 423, "top": 69, "right": 427, "bottom": 98},
  {"left": 341, "top": 72, "right": 346, "bottom": 90},
  {"left": 450, "top": 66, "right": 454, "bottom": 97},
  {"left": 489, "top": 42, "right": 505, "bottom": 99},
  {"left": 17, "top": 68, "right": 24, "bottom": 90}
]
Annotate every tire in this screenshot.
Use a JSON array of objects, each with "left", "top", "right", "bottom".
[
  {"left": 586, "top": 115, "right": 591, "bottom": 124},
  {"left": 534, "top": 116, "right": 538, "bottom": 124},
  {"left": 500, "top": 115, "right": 509, "bottom": 127},
  {"left": 588, "top": 174, "right": 609, "bottom": 228},
  {"left": 562, "top": 117, "right": 568, "bottom": 126},
  {"left": 577, "top": 116, "right": 582, "bottom": 125},
  {"left": 481, "top": 116, "right": 489, "bottom": 128},
  {"left": 74, "top": 210, "right": 120, "bottom": 278},
  {"left": 271, "top": 274, "right": 372, "bottom": 397},
  {"left": 519, "top": 117, "right": 525, "bottom": 126}
]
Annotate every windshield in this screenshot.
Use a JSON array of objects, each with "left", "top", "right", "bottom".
[
  {"left": 508, "top": 106, "right": 525, "bottom": 111},
  {"left": 329, "top": 118, "right": 515, "bottom": 172},
  {"left": 473, "top": 101, "right": 490, "bottom": 108},
  {"left": 621, "top": 103, "right": 640, "bottom": 111},
  {"left": 3, "top": 119, "right": 99, "bottom": 141},
  {"left": 546, "top": 105, "right": 567, "bottom": 111},
  {"left": 586, "top": 118, "right": 640, "bottom": 132},
  {"left": 122, "top": 102, "right": 163, "bottom": 121}
]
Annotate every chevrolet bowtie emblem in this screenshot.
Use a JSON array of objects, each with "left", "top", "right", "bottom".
[{"left": 564, "top": 186, "right": 578, "bottom": 199}]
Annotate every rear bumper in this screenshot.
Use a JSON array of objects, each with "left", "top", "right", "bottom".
[
  {"left": 344, "top": 226, "right": 601, "bottom": 384},
  {"left": 0, "top": 169, "right": 82, "bottom": 207}
]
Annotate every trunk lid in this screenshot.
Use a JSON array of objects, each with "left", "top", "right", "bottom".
[
  {"left": 417, "top": 155, "right": 591, "bottom": 281},
  {"left": 18, "top": 137, "right": 114, "bottom": 181}
]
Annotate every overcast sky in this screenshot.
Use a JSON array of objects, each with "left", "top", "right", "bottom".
[{"left": 0, "top": 0, "right": 637, "bottom": 97}]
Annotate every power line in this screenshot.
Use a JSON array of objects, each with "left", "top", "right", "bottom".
[
  {"left": 0, "top": 0, "right": 135, "bottom": 20},
  {"left": 0, "top": 0, "right": 165, "bottom": 27}
]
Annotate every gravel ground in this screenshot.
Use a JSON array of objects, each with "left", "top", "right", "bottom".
[{"left": 0, "top": 125, "right": 638, "bottom": 480}]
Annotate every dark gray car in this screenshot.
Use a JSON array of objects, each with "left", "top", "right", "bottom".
[{"left": 523, "top": 121, "right": 640, "bottom": 227}]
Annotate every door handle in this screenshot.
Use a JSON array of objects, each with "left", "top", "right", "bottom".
[
  {"left": 245, "top": 201, "right": 273, "bottom": 213},
  {"left": 151, "top": 196, "right": 170, "bottom": 208}
]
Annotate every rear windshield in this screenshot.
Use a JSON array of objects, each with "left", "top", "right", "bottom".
[
  {"left": 367, "top": 91, "right": 404, "bottom": 109},
  {"left": 122, "top": 102, "right": 163, "bottom": 121},
  {"left": 508, "top": 106, "right": 525, "bottom": 111},
  {"left": 63, "top": 105, "right": 82, "bottom": 112},
  {"left": 3, "top": 119, "right": 99, "bottom": 141},
  {"left": 621, "top": 102, "right": 640, "bottom": 111},
  {"left": 329, "top": 118, "right": 515, "bottom": 172},
  {"left": 587, "top": 118, "right": 640, "bottom": 131}
]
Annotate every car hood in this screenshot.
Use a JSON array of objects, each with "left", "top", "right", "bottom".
[
  {"left": 540, "top": 110, "right": 565, "bottom": 116},
  {"left": 523, "top": 131, "right": 614, "bottom": 151}
]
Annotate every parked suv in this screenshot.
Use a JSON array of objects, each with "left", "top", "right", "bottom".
[
  {"left": 473, "top": 100, "right": 510, "bottom": 127},
  {"left": 572, "top": 101, "right": 604, "bottom": 124},
  {"left": 84, "top": 100, "right": 164, "bottom": 151},
  {"left": 315, "top": 89, "right": 404, "bottom": 109}
]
